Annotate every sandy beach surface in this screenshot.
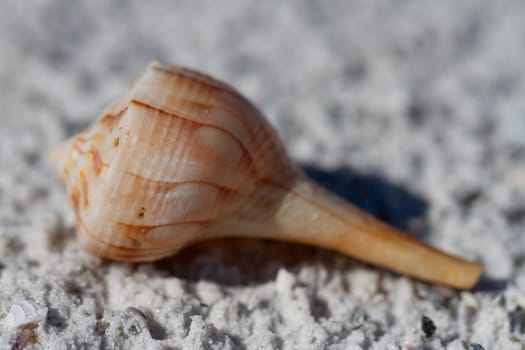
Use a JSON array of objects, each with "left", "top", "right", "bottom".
[{"left": 1, "top": 1, "right": 525, "bottom": 349}]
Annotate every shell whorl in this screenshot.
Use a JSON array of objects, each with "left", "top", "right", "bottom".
[{"left": 51, "top": 61, "right": 298, "bottom": 261}]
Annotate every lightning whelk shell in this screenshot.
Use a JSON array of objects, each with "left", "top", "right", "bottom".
[{"left": 50, "top": 61, "right": 482, "bottom": 289}]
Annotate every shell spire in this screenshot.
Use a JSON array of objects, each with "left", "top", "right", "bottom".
[{"left": 50, "top": 61, "right": 482, "bottom": 289}]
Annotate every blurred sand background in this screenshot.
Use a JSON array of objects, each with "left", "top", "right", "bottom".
[{"left": 1, "top": 1, "right": 525, "bottom": 349}]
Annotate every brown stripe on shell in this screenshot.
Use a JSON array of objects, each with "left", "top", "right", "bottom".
[
  {"left": 88, "top": 148, "right": 105, "bottom": 176},
  {"left": 116, "top": 220, "right": 216, "bottom": 236},
  {"left": 70, "top": 188, "right": 80, "bottom": 214},
  {"left": 80, "top": 171, "right": 89, "bottom": 208},
  {"left": 129, "top": 99, "right": 258, "bottom": 176},
  {"left": 70, "top": 143, "right": 109, "bottom": 173},
  {"left": 75, "top": 213, "right": 175, "bottom": 255},
  {"left": 151, "top": 64, "right": 235, "bottom": 94},
  {"left": 105, "top": 89, "right": 260, "bottom": 149},
  {"left": 145, "top": 94, "right": 259, "bottom": 143},
  {"left": 99, "top": 108, "right": 125, "bottom": 132},
  {"left": 151, "top": 63, "right": 267, "bottom": 125},
  {"left": 126, "top": 171, "right": 240, "bottom": 195},
  {"left": 149, "top": 64, "right": 270, "bottom": 148}
]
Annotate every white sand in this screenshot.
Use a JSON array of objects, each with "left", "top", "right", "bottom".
[{"left": 1, "top": 1, "right": 525, "bottom": 349}]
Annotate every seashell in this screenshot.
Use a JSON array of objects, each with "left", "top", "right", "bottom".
[{"left": 50, "top": 61, "right": 482, "bottom": 289}]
